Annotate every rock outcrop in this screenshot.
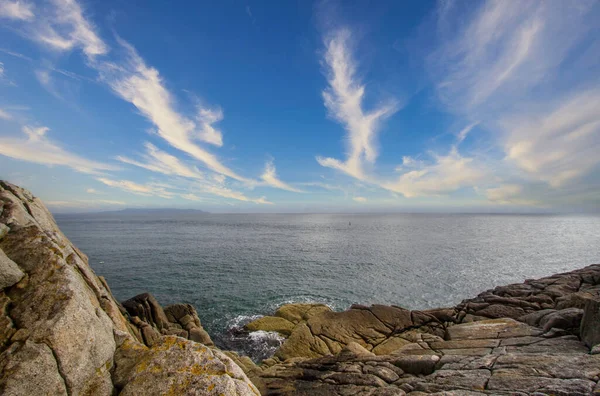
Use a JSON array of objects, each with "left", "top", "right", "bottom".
[
  {"left": 245, "top": 265, "right": 600, "bottom": 394},
  {"left": 122, "top": 293, "right": 214, "bottom": 347},
  {"left": 0, "top": 181, "right": 257, "bottom": 395}
]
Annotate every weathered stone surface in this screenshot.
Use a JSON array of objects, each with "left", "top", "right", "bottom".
[
  {"left": 487, "top": 371, "right": 595, "bottom": 394},
  {"left": 276, "top": 323, "right": 331, "bottom": 360},
  {"left": 122, "top": 293, "right": 171, "bottom": 330},
  {"left": 447, "top": 318, "right": 533, "bottom": 340},
  {"left": 246, "top": 316, "right": 296, "bottom": 336},
  {"left": 114, "top": 337, "right": 259, "bottom": 395},
  {"left": 0, "top": 181, "right": 253, "bottom": 396},
  {"left": 581, "top": 296, "right": 600, "bottom": 349},
  {"left": 429, "top": 339, "right": 499, "bottom": 350},
  {"left": 538, "top": 307, "right": 583, "bottom": 332},
  {"left": 372, "top": 336, "right": 412, "bottom": 355},
  {"left": 494, "top": 353, "right": 600, "bottom": 380},
  {"left": 0, "top": 248, "right": 24, "bottom": 289},
  {"left": 0, "top": 340, "right": 68, "bottom": 396},
  {"left": 275, "top": 303, "right": 332, "bottom": 324}
]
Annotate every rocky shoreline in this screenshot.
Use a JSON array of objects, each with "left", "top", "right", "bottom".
[{"left": 0, "top": 181, "right": 599, "bottom": 395}]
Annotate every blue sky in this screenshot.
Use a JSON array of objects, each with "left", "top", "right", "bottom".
[{"left": 0, "top": 0, "right": 599, "bottom": 213}]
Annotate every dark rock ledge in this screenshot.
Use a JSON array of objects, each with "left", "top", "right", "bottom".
[{"left": 0, "top": 180, "right": 598, "bottom": 395}]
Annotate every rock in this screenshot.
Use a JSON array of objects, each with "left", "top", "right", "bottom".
[
  {"left": 275, "top": 303, "right": 332, "bottom": 324},
  {"left": 189, "top": 327, "right": 214, "bottom": 345},
  {"left": 0, "top": 340, "right": 68, "bottom": 395},
  {"left": 339, "top": 341, "right": 375, "bottom": 357},
  {"left": 0, "top": 181, "right": 253, "bottom": 396},
  {"left": 487, "top": 372, "right": 595, "bottom": 394},
  {"left": 362, "top": 365, "right": 400, "bottom": 383},
  {"left": 164, "top": 303, "right": 214, "bottom": 346},
  {"left": 447, "top": 318, "right": 539, "bottom": 340},
  {"left": 429, "top": 339, "right": 499, "bottom": 350},
  {"left": 420, "top": 369, "right": 491, "bottom": 391},
  {"left": 581, "top": 296, "right": 600, "bottom": 349},
  {"left": 519, "top": 308, "right": 555, "bottom": 327},
  {"left": 122, "top": 293, "right": 171, "bottom": 330},
  {"left": 245, "top": 316, "right": 296, "bottom": 336},
  {"left": 114, "top": 337, "right": 259, "bottom": 395},
  {"left": 538, "top": 307, "right": 583, "bottom": 332},
  {"left": 275, "top": 323, "right": 331, "bottom": 360},
  {"left": 556, "top": 291, "right": 596, "bottom": 309},
  {"left": 493, "top": 353, "right": 600, "bottom": 380},
  {"left": 475, "top": 304, "right": 525, "bottom": 319},
  {"left": 0, "top": 248, "right": 24, "bottom": 289},
  {"left": 372, "top": 336, "right": 412, "bottom": 355},
  {"left": 393, "top": 354, "right": 440, "bottom": 375}
]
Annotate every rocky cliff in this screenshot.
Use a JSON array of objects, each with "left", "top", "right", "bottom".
[
  {"left": 0, "top": 180, "right": 599, "bottom": 396},
  {"left": 0, "top": 181, "right": 259, "bottom": 395}
]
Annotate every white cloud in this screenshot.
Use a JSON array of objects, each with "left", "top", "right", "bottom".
[
  {"left": 0, "top": 108, "right": 12, "bottom": 120},
  {"left": 196, "top": 183, "right": 272, "bottom": 204},
  {"left": 503, "top": 89, "right": 600, "bottom": 187},
  {"left": 485, "top": 184, "right": 539, "bottom": 206},
  {"left": 99, "top": 38, "right": 249, "bottom": 183},
  {"left": 196, "top": 107, "right": 223, "bottom": 147},
  {"left": 316, "top": 28, "right": 398, "bottom": 180},
  {"left": 0, "top": 125, "right": 117, "bottom": 174},
  {"left": 86, "top": 188, "right": 99, "bottom": 194},
  {"left": 456, "top": 122, "right": 479, "bottom": 143},
  {"left": 117, "top": 142, "right": 205, "bottom": 180},
  {"left": 34, "top": 0, "right": 107, "bottom": 57},
  {"left": 0, "top": 0, "right": 34, "bottom": 20},
  {"left": 382, "top": 148, "right": 485, "bottom": 198},
  {"left": 430, "top": 1, "right": 592, "bottom": 114},
  {"left": 96, "top": 177, "right": 176, "bottom": 199},
  {"left": 427, "top": 0, "right": 600, "bottom": 204},
  {"left": 260, "top": 159, "right": 303, "bottom": 192},
  {"left": 353, "top": 196, "right": 367, "bottom": 203},
  {"left": 180, "top": 193, "right": 202, "bottom": 201},
  {"left": 46, "top": 199, "right": 126, "bottom": 208}
]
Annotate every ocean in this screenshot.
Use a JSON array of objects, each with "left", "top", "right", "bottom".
[{"left": 55, "top": 212, "right": 600, "bottom": 360}]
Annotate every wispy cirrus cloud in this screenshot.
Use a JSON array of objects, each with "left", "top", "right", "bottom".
[
  {"left": 316, "top": 28, "right": 399, "bottom": 180},
  {"left": 0, "top": 0, "right": 301, "bottom": 207},
  {"left": 429, "top": 0, "right": 600, "bottom": 203},
  {"left": 0, "top": 108, "right": 12, "bottom": 120},
  {"left": 97, "top": 38, "right": 251, "bottom": 183},
  {"left": 117, "top": 142, "right": 204, "bottom": 180},
  {"left": 0, "top": 125, "right": 117, "bottom": 174},
  {"left": 32, "top": 0, "right": 107, "bottom": 57},
  {"left": 260, "top": 159, "right": 303, "bottom": 192},
  {"left": 96, "top": 177, "right": 176, "bottom": 199},
  {"left": 502, "top": 89, "right": 600, "bottom": 188},
  {"left": 46, "top": 199, "right": 126, "bottom": 209},
  {"left": 0, "top": 0, "right": 34, "bottom": 21}
]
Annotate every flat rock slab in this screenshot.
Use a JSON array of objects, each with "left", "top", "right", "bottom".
[
  {"left": 429, "top": 339, "right": 499, "bottom": 350},
  {"left": 487, "top": 372, "right": 596, "bottom": 395},
  {"left": 447, "top": 318, "right": 541, "bottom": 340}
]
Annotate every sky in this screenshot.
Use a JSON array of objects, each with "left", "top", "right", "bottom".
[{"left": 0, "top": 0, "right": 599, "bottom": 213}]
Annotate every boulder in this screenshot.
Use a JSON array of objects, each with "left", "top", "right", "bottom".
[
  {"left": 580, "top": 296, "right": 600, "bottom": 349},
  {"left": 122, "top": 293, "right": 171, "bottom": 330},
  {"left": 114, "top": 337, "right": 259, "bottom": 395}
]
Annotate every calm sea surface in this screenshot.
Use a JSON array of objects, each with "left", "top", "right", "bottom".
[{"left": 55, "top": 213, "right": 600, "bottom": 359}]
